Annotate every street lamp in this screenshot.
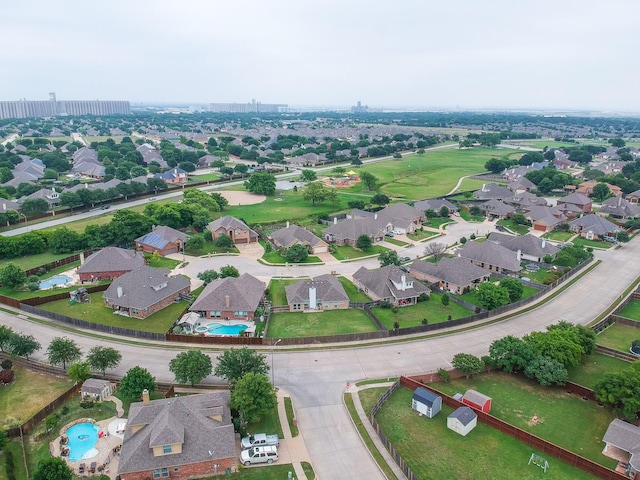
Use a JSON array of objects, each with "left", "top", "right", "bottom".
[
  {"left": 271, "top": 338, "right": 282, "bottom": 386},
  {"left": 19, "top": 212, "right": 28, "bottom": 231}
]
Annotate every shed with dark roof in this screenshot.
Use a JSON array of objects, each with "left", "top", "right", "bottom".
[
  {"left": 412, "top": 387, "right": 442, "bottom": 418},
  {"left": 447, "top": 406, "right": 477, "bottom": 436}
]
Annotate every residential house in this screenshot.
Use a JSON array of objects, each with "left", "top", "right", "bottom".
[
  {"left": 598, "top": 196, "right": 640, "bottom": 220},
  {"left": 189, "top": 273, "right": 265, "bottom": 321},
  {"left": 270, "top": 223, "right": 329, "bottom": 254},
  {"left": 352, "top": 265, "right": 430, "bottom": 307},
  {"left": 474, "top": 183, "right": 513, "bottom": 201},
  {"left": 80, "top": 378, "right": 114, "bottom": 402},
  {"left": 117, "top": 391, "right": 236, "bottom": 480},
  {"left": 507, "top": 177, "right": 536, "bottom": 194},
  {"left": 447, "top": 406, "right": 477, "bottom": 436},
  {"left": 569, "top": 214, "right": 619, "bottom": 240},
  {"left": 137, "top": 143, "right": 167, "bottom": 168},
  {"left": 524, "top": 205, "right": 567, "bottom": 232},
  {"left": 457, "top": 241, "right": 522, "bottom": 274},
  {"left": 478, "top": 199, "right": 515, "bottom": 219},
  {"left": 18, "top": 188, "right": 60, "bottom": 208},
  {"left": 486, "top": 233, "right": 560, "bottom": 263},
  {"left": 77, "top": 247, "right": 146, "bottom": 282},
  {"left": 103, "top": 266, "right": 190, "bottom": 319},
  {"left": 557, "top": 192, "right": 592, "bottom": 215},
  {"left": 504, "top": 191, "right": 547, "bottom": 211},
  {"left": 376, "top": 203, "right": 425, "bottom": 234},
  {"left": 501, "top": 162, "right": 549, "bottom": 182},
  {"left": 323, "top": 217, "right": 386, "bottom": 246},
  {"left": 627, "top": 189, "right": 640, "bottom": 204},
  {"left": 602, "top": 419, "right": 640, "bottom": 479},
  {"left": 409, "top": 257, "right": 491, "bottom": 295},
  {"left": 207, "top": 216, "right": 258, "bottom": 244},
  {"left": 154, "top": 167, "right": 188, "bottom": 185},
  {"left": 285, "top": 274, "right": 349, "bottom": 311},
  {"left": 413, "top": 198, "right": 458, "bottom": 214},
  {"left": 0, "top": 199, "right": 21, "bottom": 213},
  {"left": 576, "top": 181, "right": 622, "bottom": 198},
  {"left": 135, "top": 225, "right": 188, "bottom": 256}
]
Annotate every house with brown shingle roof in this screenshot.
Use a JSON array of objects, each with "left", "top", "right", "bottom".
[
  {"left": 457, "top": 241, "right": 521, "bottom": 274},
  {"left": 576, "top": 181, "right": 622, "bottom": 198},
  {"left": 207, "top": 216, "right": 258, "bottom": 244},
  {"left": 270, "top": 223, "right": 328, "bottom": 254},
  {"left": 409, "top": 257, "right": 490, "bottom": 295},
  {"left": 189, "top": 273, "right": 265, "bottom": 321},
  {"left": 569, "top": 214, "right": 619, "bottom": 240},
  {"left": 474, "top": 183, "right": 513, "bottom": 201},
  {"left": 135, "top": 225, "right": 188, "bottom": 256},
  {"left": 323, "top": 217, "right": 386, "bottom": 246},
  {"left": 77, "top": 247, "right": 146, "bottom": 282},
  {"left": 118, "top": 391, "right": 236, "bottom": 480},
  {"left": 479, "top": 199, "right": 515, "bottom": 219},
  {"left": 627, "top": 188, "right": 640, "bottom": 204},
  {"left": 598, "top": 196, "right": 640, "bottom": 219},
  {"left": 524, "top": 205, "right": 567, "bottom": 232},
  {"left": 352, "top": 265, "right": 430, "bottom": 307},
  {"left": 557, "top": 192, "right": 592, "bottom": 215},
  {"left": 285, "top": 274, "right": 349, "bottom": 311}
]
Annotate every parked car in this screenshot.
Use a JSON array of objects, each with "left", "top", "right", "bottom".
[
  {"left": 241, "top": 433, "right": 280, "bottom": 449},
  {"left": 399, "top": 256, "right": 410, "bottom": 263},
  {"left": 385, "top": 232, "right": 394, "bottom": 237},
  {"left": 101, "top": 204, "right": 110, "bottom": 209},
  {"left": 240, "top": 446, "right": 279, "bottom": 466},
  {"left": 392, "top": 229, "right": 403, "bottom": 235}
]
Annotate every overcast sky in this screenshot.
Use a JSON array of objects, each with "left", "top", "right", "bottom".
[{"left": 2, "top": 0, "right": 638, "bottom": 112}]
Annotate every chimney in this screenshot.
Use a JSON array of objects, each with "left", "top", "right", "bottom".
[
  {"left": 225, "top": 295, "right": 230, "bottom": 308},
  {"left": 117, "top": 286, "right": 123, "bottom": 298},
  {"left": 79, "top": 252, "right": 85, "bottom": 265},
  {"left": 142, "top": 389, "right": 150, "bottom": 406},
  {"left": 516, "top": 249, "right": 522, "bottom": 261},
  {"left": 482, "top": 183, "right": 486, "bottom": 192},
  {"left": 541, "top": 239, "right": 546, "bottom": 249},
  {"left": 401, "top": 274, "right": 407, "bottom": 291},
  {"left": 374, "top": 213, "right": 378, "bottom": 220},
  {"left": 286, "top": 221, "right": 290, "bottom": 228},
  {"left": 309, "top": 286, "right": 317, "bottom": 310},
  {"left": 333, "top": 217, "right": 337, "bottom": 225}
]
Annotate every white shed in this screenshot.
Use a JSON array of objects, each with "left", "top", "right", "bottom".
[
  {"left": 81, "top": 378, "right": 114, "bottom": 402},
  {"left": 411, "top": 387, "right": 442, "bottom": 418},
  {"left": 447, "top": 406, "right": 477, "bottom": 436}
]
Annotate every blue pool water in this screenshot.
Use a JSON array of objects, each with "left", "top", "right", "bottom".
[
  {"left": 39, "top": 275, "right": 71, "bottom": 290},
  {"left": 194, "top": 323, "right": 248, "bottom": 336},
  {"left": 66, "top": 423, "right": 99, "bottom": 461}
]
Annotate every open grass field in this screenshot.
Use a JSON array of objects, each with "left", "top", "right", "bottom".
[
  {"left": 501, "top": 139, "right": 576, "bottom": 149},
  {"left": 372, "top": 293, "right": 473, "bottom": 328},
  {"left": 618, "top": 299, "right": 640, "bottom": 320},
  {"left": 40, "top": 292, "right": 188, "bottom": 333},
  {"left": 373, "top": 385, "right": 599, "bottom": 480},
  {"left": 331, "top": 244, "right": 387, "bottom": 260},
  {"left": 435, "top": 374, "right": 617, "bottom": 468},
  {"left": 266, "top": 309, "right": 378, "bottom": 337},
  {"left": 267, "top": 279, "right": 302, "bottom": 306},
  {"left": 338, "top": 276, "right": 371, "bottom": 302},
  {"left": 0, "top": 366, "right": 74, "bottom": 430},
  {"left": 566, "top": 353, "right": 632, "bottom": 389},
  {"left": 596, "top": 323, "right": 640, "bottom": 351}
]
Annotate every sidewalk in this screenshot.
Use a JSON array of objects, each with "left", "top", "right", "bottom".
[{"left": 276, "top": 388, "right": 311, "bottom": 480}]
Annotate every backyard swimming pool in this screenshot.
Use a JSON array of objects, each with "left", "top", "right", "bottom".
[
  {"left": 66, "top": 422, "right": 99, "bottom": 461},
  {"left": 194, "top": 322, "right": 249, "bottom": 336},
  {"left": 39, "top": 274, "right": 72, "bottom": 290}
]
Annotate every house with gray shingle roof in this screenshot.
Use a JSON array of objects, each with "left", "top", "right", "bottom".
[
  {"left": 285, "top": 274, "right": 349, "bottom": 311},
  {"left": 323, "top": 217, "right": 386, "bottom": 246},
  {"left": 602, "top": 419, "right": 640, "bottom": 476},
  {"left": 627, "top": 188, "right": 640, "bottom": 204},
  {"left": 409, "top": 257, "right": 491, "bottom": 295},
  {"left": 118, "top": 391, "right": 236, "bottom": 480},
  {"left": 375, "top": 203, "right": 425, "bottom": 233},
  {"left": 189, "top": 273, "right": 265, "bottom": 321},
  {"left": 474, "top": 183, "right": 514, "bottom": 201},
  {"left": 18, "top": 187, "right": 60, "bottom": 207},
  {"left": 135, "top": 225, "right": 188, "bottom": 256},
  {"left": 599, "top": 196, "right": 640, "bottom": 219},
  {"left": 524, "top": 205, "right": 567, "bottom": 232},
  {"left": 557, "top": 192, "right": 592, "bottom": 214},
  {"left": 414, "top": 198, "right": 458, "bottom": 214},
  {"left": 77, "top": 247, "right": 146, "bottom": 282},
  {"left": 508, "top": 177, "right": 536, "bottom": 193},
  {"left": 154, "top": 167, "right": 188, "bottom": 185},
  {"left": 457, "top": 241, "right": 521, "bottom": 274},
  {"left": 569, "top": 214, "right": 619, "bottom": 240},
  {"left": 270, "top": 223, "right": 328, "bottom": 254},
  {"left": 103, "top": 266, "right": 190, "bottom": 319},
  {"left": 0, "top": 199, "right": 21, "bottom": 213},
  {"left": 207, "top": 216, "right": 258, "bottom": 244},
  {"left": 487, "top": 232, "right": 560, "bottom": 263},
  {"left": 479, "top": 199, "right": 515, "bottom": 219},
  {"left": 352, "top": 265, "right": 430, "bottom": 307}
]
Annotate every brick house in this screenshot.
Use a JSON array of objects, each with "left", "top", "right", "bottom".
[
  {"left": 270, "top": 222, "right": 329, "bottom": 254},
  {"left": 154, "top": 167, "right": 188, "bottom": 185},
  {"left": 135, "top": 225, "right": 188, "bottom": 256},
  {"left": 352, "top": 265, "right": 430, "bottom": 307},
  {"left": 103, "top": 266, "right": 190, "bottom": 319},
  {"left": 285, "top": 274, "right": 349, "bottom": 311},
  {"left": 568, "top": 214, "right": 620, "bottom": 240},
  {"left": 207, "top": 216, "right": 258, "bottom": 244},
  {"left": 117, "top": 391, "right": 236, "bottom": 480},
  {"left": 457, "top": 241, "right": 522, "bottom": 275},
  {"left": 557, "top": 192, "right": 592, "bottom": 214},
  {"left": 77, "top": 247, "right": 146, "bottom": 282},
  {"left": 410, "top": 257, "right": 490, "bottom": 295},
  {"left": 189, "top": 273, "right": 265, "bottom": 321}
]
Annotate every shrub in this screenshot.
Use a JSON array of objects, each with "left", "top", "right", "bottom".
[
  {"left": 379, "top": 300, "right": 393, "bottom": 309},
  {"left": 441, "top": 293, "right": 450, "bottom": 306},
  {"left": 1, "top": 359, "right": 12, "bottom": 370},
  {"left": 393, "top": 321, "right": 400, "bottom": 330},
  {"left": 391, "top": 306, "right": 399, "bottom": 314},
  {"left": 80, "top": 401, "right": 95, "bottom": 409},
  {"left": 417, "top": 292, "right": 429, "bottom": 302},
  {"left": 421, "top": 318, "right": 428, "bottom": 325},
  {"left": 0, "top": 369, "right": 15, "bottom": 385},
  {"left": 28, "top": 275, "right": 39, "bottom": 283},
  {"left": 437, "top": 368, "right": 451, "bottom": 383},
  {"left": 28, "top": 282, "right": 40, "bottom": 291}
]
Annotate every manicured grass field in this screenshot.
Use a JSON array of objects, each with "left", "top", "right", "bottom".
[
  {"left": 372, "top": 293, "right": 473, "bottom": 329},
  {"left": 596, "top": 323, "right": 640, "bottom": 351},
  {"left": 267, "top": 279, "right": 302, "bottom": 306},
  {"left": 0, "top": 365, "right": 74, "bottom": 430},
  {"left": 331, "top": 244, "right": 387, "bottom": 260},
  {"left": 496, "top": 218, "right": 530, "bottom": 235},
  {"left": 40, "top": 292, "right": 189, "bottom": 333},
  {"left": 423, "top": 217, "right": 453, "bottom": 229},
  {"left": 617, "top": 299, "right": 640, "bottom": 320},
  {"left": 383, "top": 237, "right": 409, "bottom": 247},
  {"left": 374, "top": 386, "right": 599, "bottom": 479},
  {"left": 459, "top": 209, "right": 485, "bottom": 222},
  {"left": 266, "top": 309, "right": 378, "bottom": 337},
  {"left": 144, "top": 254, "right": 181, "bottom": 269},
  {"left": 3, "top": 251, "right": 79, "bottom": 271},
  {"left": 434, "top": 374, "right": 617, "bottom": 468},
  {"left": 338, "top": 276, "right": 370, "bottom": 302},
  {"left": 566, "top": 353, "right": 632, "bottom": 389},
  {"left": 261, "top": 251, "right": 322, "bottom": 264},
  {"left": 406, "top": 229, "right": 439, "bottom": 241},
  {"left": 190, "top": 172, "right": 221, "bottom": 181}
]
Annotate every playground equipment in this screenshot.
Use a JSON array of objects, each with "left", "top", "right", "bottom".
[{"left": 69, "top": 287, "right": 90, "bottom": 305}]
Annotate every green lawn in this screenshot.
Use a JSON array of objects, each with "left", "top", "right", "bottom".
[
  {"left": 0, "top": 439, "right": 28, "bottom": 480},
  {"left": 338, "top": 276, "right": 370, "bottom": 302},
  {"left": 190, "top": 172, "right": 221, "bottom": 181},
  {"left": 267, "top": 309, "right": 379, "bottom": 337},
  {"left": 573, "top": 237, "right": 611, "bottom": 249},
  {"left": 596, "top": 323, "right": 640, "bottom": 351},
  {"left": 434, "top": 374, "right": 617, "bottom": 468},
  {"left": 459, "top": 209, "right": 485, "bottom": 222},
  {"left": 331, "top": 244, "right": 387, "bottom": 261},
  {"left": 144, "top": 254, "right": 181, "bottom": 269},
  {"left": 2, "top": 251, "right": 80, "bottom": 271},
  {"left": 246, "top": 403, "right": 284, "bottom": 439},
  {"left": 261, "top": 251, "right": 322, "bottom": 264},
  {"left": 384, "top": 237, "right": 409, "bottom": 247},
  {"left": 372, "top": 293, "right": 473, "bottom": 329},
  {"left": 40, "top": 292, "right": 189, "bottom": 333},
  {"left": 267, "top": 279, "right": 302, "bottom": 306},
  {"left": 374, "top": 386, "right": 599, "bottom": 480},
  {"left": 424, "top": 217, "right": 453, "bottom": 229},
  {"left": 617, "top": 299, "right": 640, "bottom": 320},
  {"left": 456, "top": 283, "right": 538, "bottom": 307},
  {"left": 566, "top": 353, "right": 632, "bottom": 389},
  {"left": 543, "top": 231, "right": 574, "bottom": 242},
  {"left": 496, "top": 219, "right": 530, "bottom": 235},
  {"left": 520, "top": 266, "right": 559, "bottom": 284},
  {"left": 406, "top": 229, "right": 440, "bottom": 241}
]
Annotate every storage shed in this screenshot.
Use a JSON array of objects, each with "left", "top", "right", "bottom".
[
  {"left": 81, "top": 378, "right": 114, "bottom": 402},
  {"left": 447, "top": 406, "right": 477, "bottom": 436},
  {"left": 411, "top": 387, "right": 442, "bottom": 418},
  {"left": 462, "top": 389, "right": 492, "bottom": 413}
]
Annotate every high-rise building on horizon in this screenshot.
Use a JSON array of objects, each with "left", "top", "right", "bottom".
[
  {"left": 209, "top": 99, "right": 287, "bottom": 113},
  {"left": 0, "top": 92, "right": 131, "bottom": 119}
]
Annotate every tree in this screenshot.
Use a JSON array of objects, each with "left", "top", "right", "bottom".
[
  {"left": 524, "top": 355, "right": 568, "bottom": 386},
  {"left": 47, "top": 337, "right": 81, "bottom": 370},
  {"left": 219, "top": 265, "right": 240, "bottom": 278},
  {"left": 67, "top": 362, "right": 92, "bottom": 383},
  {"left": 10, "top": 333, "right": 40, "bottom": 359},
  {"left": 547, "top": 321, "right": 596, "bottom": 355},
  {"left": 210, "top": 192, "right": 229, "bottom": 210},
  {"left": 592, "top": 182, "right": 610, "bottom": 202},
  {"left": 302, "top": 182, "right": 338, "bottom": 206},
  {"left": 485, "top": 158, "right": 508, "bottom": 174},
  {"left": 0, "top": 325, "right": 14, "bottom": 352},
  {"left": 230, "top": 372, "right": 277, "bottom": 428},
  {"left": 500, "top": 278, "right": 524, "bottom": 302},
  {"left": 48, "top": 227, "right": 84, "bottom": 254},
  {"left": 371, "top": 193, "right": 390, "bottom": 207},
  {"left": 198, "top": 269, "right": 219, "bottom": 284},
  {"left": 347, "top": 199, "right": 366, "bottom": 210},
  {"left": 424, "top": 242, "right": 447, "bottom": 261},
  {"left": 20, "top": 198, "right": 49, "bottom": 215},
  {"left": 356, "top": 234, "right": 372, "bottom": 251},
  {"left": 469, "top": 205, "right": 483, "bottom": 217},
  {"left": 438, "top": 206, "right": 450, "bottom": 217},
  {"left": 300, "top": 169, "right": 317, "bottom": 182},
  {"left": 87, "top": 346, "right": 122, "bottom": 375},
  {"left": 451, "top": 353, "right": 484, "bottom": 379},
  {"left": 441, "top": 294, "right": 450, "bottom": 306},
  {"left": 594, "top": 362, "right": 640, "bottom": 419},
  {"left": 511, "top": 213, "right": 529, "bottom": 226},
  {"left": 379, "top": 250, "right": 400, "bottom": 267},
  {"left": 109, "top": 209, "right": 152, "bottom": 246},
  {"left": 0, "top": 263, "right": 27, "bottom": 289},
  {"left": 285, "top": 244, "right": 309, "bottom": 263},
  {"left": 169, "top": 350, "right": 213, "bottom": 386},
  {"left": 476, "top": 283, "right": 510, "bottom": 310},
  {"left": 214, "top": 234, "right": 235, "bottom": 250},
  {"left": 518, "top": 152, "right": 544, "bottom": 166},
  {"left": 119, "top": 366, "right": 156, "bottom": 399},
  {"left": 244, "top": 173, "right": 276, "bottom": 195},
  {"left": 214, "top": 347, "right": 269, "bottom": 384},
  {"left": 33, "top": 457, "right": 73, "bottom": 480},
  {"left": 524, "top": 329, "right": 584, "bottom": 368},
  {"left": 489, "top": 335, "right": 534, "bottom": 373},
  {"left": 187, "top": 235, "right": 204, "bottom": 251},
  {"left": 616, "top": 230, "right": 630, "bottom": 243},
  {"left": 360, "top": 171, "right": 379, "bottom": 191}
]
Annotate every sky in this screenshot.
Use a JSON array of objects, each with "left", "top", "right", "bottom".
[{"left": 2, "top": 0, "right": 639, "bottom": 112}]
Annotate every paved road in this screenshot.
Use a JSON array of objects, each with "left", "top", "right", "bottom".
[{"left": 2, "top": 234, "right": 638, "bottom": 479}]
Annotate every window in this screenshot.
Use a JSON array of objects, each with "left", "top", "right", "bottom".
[
  {"left": 152, "top": 468, "right": 170, "bottom": 478},
  {"left": 162, "top": 445, "right": 172, "bottom": 454}
]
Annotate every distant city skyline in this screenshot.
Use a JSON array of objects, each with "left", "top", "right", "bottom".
[{"left": 2, "top": 1, "right": 639, "bottom": 114}]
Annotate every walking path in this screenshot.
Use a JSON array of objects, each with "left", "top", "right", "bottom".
[
  {"left": 106, "top": 395, "right": 124, "bottom": 418},
  {"left": 276, "top": 388, "right": 311, "bottom": 480}
]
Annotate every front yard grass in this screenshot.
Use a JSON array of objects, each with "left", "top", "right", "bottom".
[
  {"left": 459, "top": 209, "right": 485, "bottom": 222},
  {"left": 266, "top": 309, "right": 378, "bottom": 338},
  {"left": 261, "top": 250, "right": 322, "bottom": 264},
  {"left": 331, "top": 244, "right": 387, "bottom": 261},
  {"left": 434, "top": 373, "right": 617, "bottom": 468},
  {"left": 338, "top": 276, "right": 370, "bottom": 302},
  {"left": 372, "top": 293, "right": 473, "bottom": 329},
  {"left": 424, "top": 217, "right": 453, "bottom": 229},
  {"left": 456, "top": 283, "right": 539, "bottom": 308},
  {"left": 573, "top": 237, "right": 611, "bottom": 249},
  {"left": 246, "top": 403, "right": 284, "bottom": 439},
  {"left": 406, "top": 229, "right": 440, "bottom": 241},
  {"left": 267, "top": 279, "right": 302, "bottom": 306},
  {"left": 374, "top": 385, "right": 599, "bottom": 479},
  {"left": 543, "top": 230, "right": 573, "bottom": 242},
  {"left": 144, "top": 254, "right": 181, "bottom": 269},
  {"left": 496, "top": 218, "right": 530, "bottom": 235},
  {"left": 596, "top": 323, "right": 640, "bottom": 351},
  {"left": 39, "top": 292, "right": 189, "bottom": 333},
  {"left": 384, "top": 237, "right": 409, "bottom": 247},
  {"left": 617, "top": 299, "right": 640, "bottom": 320},
  {"left": 566, "top": 353, "right": 632, "bottom": 389}
]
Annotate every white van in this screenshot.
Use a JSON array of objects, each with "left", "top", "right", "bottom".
[{"left": 240, "top": 445, "right": 279, "bottom": 466}]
